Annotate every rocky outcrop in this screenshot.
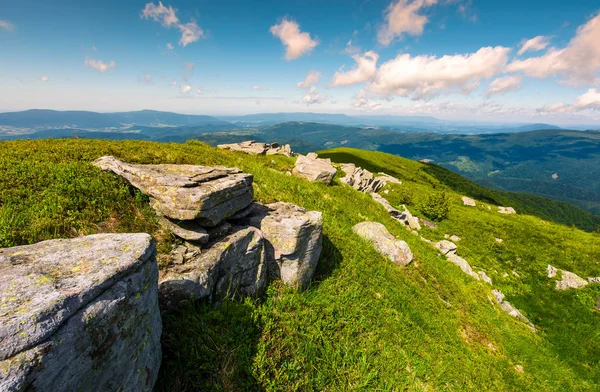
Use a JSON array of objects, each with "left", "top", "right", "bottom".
[
  {"left": 160, "top": 217, "right": 209, "bottom": 244},
  {"left": 292, "top": 153, "right": 337, "bottom": 184},
  {"left": 498, "top": 206, "right": 517, "bottom": 215},
  {"left": 547, "top": 264, "right": 589, "bottom": 290},
  {"left": 0, "top": 234, "right": 161, "bottom": 392},
  {"left": 462, "top": 196, "right": 476, "bottom": 206},
  {"left": 492, "top": 290, "right": 536, "bottom": 331},
  {"left": 434, "top": 240, "right": 457, "bottom": 255},
  {"left": 446, "top": 252, "right": 481, "bottom": 280},
  {"left": 370, "top": 193, "right": 421, "bottom": 230},
  {"left": 93, "top": 156, "right": 253, "bottom": 226},
  {"left": 159, "top": 226, "right": 266, "bottom": 310},
  {"left": 352, "top": 222, "right": 413, "bottom": 266},
  {"left": 218, "top": 141, "right": 293, "bottom": 157},
  {"left": 234, "top": 202, "right": 323, "bottom": 289},
  {"left": 479, "top": 271, "right": 493, "bottom": 284},
  {"left": 445, "top": 234, "right": 462, "bottom": 242}
]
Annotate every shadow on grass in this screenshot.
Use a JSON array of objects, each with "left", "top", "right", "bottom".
[
  {"left": 311, "top": 234, "right": 343, "bottom": 285},
  {"left": 156, "top": 299, "right": 264, "bottom": 392}
]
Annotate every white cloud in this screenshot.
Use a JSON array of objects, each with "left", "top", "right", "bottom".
[
  {"left": 486, "top": 75, "right": 521, "bottom": 96},
  {"left": 352, "top": 89, "right": 382, "bottom": 111},
  {"left": 344, "top": 39, "right": 360, "bottom": 55},
  {"left": 377, "top": 0, "right": 438, "bottom": 46},
  {"left": 370, "top": 46, "right": 510, "bottom": 99},
  {"left": 507, "top": 13, "right": 600, "bottom": 85},
  {"left": 180, "top": 84, "right": 192, "bottom": 94},
  {"left": 141, "top": 2, "right": 204, "bottom": 47},
  {"left": 270, "top": 18, "right": 318, "bottom": 60},
  {"left": 166, "top": 43, "right": 174, "bottom": 50},
  {"left": 41, "top": 76, "right": 49, "bottom": 82},
  {"left": 539, "top": 88, "right": 600, "bottom": 114},
  {"left": 297, "top": 71, "right": 322, "bottom": 88},
  {"left": 0, "top": 20, "right": 14, "bottom": 31},
  {"left": 84, "top": 57, "right": 116, "bottom": 73},
  {"left": 331, "top": 51, "right": 379, "bottom": 87},
  {"left": 253, "top": 85, "right": 269, "bottom": 91},
  {"left": 302, "top": 87, "right": 325, "bottom": 105},
  {"left": 517, "top": 35, "right": 551, "bottom": 56}
]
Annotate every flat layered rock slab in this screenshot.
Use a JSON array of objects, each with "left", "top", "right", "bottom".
[
  {"left": 292, "top": 153, "right": 337, "bottom": 184},
  {"left": 93, "top": 156, "right": 253, "bottom": 225},
  {"left": 0, "top": 233, "right": 161, "bottom": 392},
  {"left": 353, "top": 221, "right": 413, "bottom": 266},
  {"left": 159, "top": 226, "right": 266, "bottom": 311}
]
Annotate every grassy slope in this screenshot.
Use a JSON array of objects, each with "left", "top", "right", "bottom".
[{"left": 1, "top": 140, "right": 599, "bottom": 391}]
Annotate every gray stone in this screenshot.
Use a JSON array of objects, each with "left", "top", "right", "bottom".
[
  {"left": 479, "top": 271, "right": 493, "bottom": 285},
  {"left": 93, "top": 156, "right": 253, "bottom": 225},
  {"left": 217, "top": 140, "right": 269, "bottom": 155},
  {"left": 377, "top": 173, "right": 402, "bottom": 185},
  {"left": 370, "top": 193, "right": 415, "bottom": 229},
  {"left": 450, "top": 235, "right": 461, "bottom": 242},
  {"left": 446, "top": 252, "right": 480, "bottom": 280},
  {"left": 292, "top": 153, "right": 337, "bottom": 184},
  {"left": 239, "top": 202, "right": 323, "bottom": 289},
  {"left": 339, "top": 164, "right": 387, "bottom": 193},
  {"left": 462, "top": 196, "right": 476, "bottom": 206},
  {"left": 547, "top": 264, "right": 558, "bottom": 278},
  {"left": 492, "top": 290, "right": 536, "bottom": 331},
  {"left": 588, "top": 277, "right": 600, "bottom": 284},
  {"left": 419, "top": 218, "right": 438, "bottom": 229},
  {"left": 160, "top": 217, "right": 209, "bottom": 244},
  {"left": 352, "top": 222, "right": 413, "bottom": 266},
  {"left": 159, "top": 226, "right": 266, "bottom": 310},
  {"left": 498, "top": 206, "right": 517, "bottom": 214},
  {"left": 556, "top": 270, "right": 588, "bottom": 290},
  {"left": 0, "top": 234, "right": 161, "bottom": 392},
  {"left": 206, "top": 221, "right": 232, "bottom": 241},
  {"left": 434, "top": 240, "right": 457, "bottom": 255}
]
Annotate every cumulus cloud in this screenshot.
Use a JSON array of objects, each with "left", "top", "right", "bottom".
[
  {"left": 297, "top": 71, "right": 322, "bottom": 88},
  {"left": 352, "top": 89, "right": 382, "bottom": 111},
  {"left": 377, "top": 0, "right": 437, "bottom": 46},
  {"left": 40, "top": 76, "right": 49, "bottom": 82},
  {"left": 180, "top": 84, "right": 192, "bottom": 93},
  {"left": 331, "top": 51, "right": 379, "bottom": 87},
  {"left": 253, "top": 85, "right": 269, "bottom": 91},
  {"left": 302, "top": 87, "right": 325, "bottom": 105},
  {"left": 0, "top": 20, "right": 14, "bottom": 31},
  {"left": 370, "top": 46, "right": 510, "bottom": 99},
  {"left": 84, "top": 57, "right": 116, "bottom": 73},
  {"left": 141, "top": 2, "right": 204, "bottom": 47},
  {"left": 507, "top": 13, "right": 600, "bottom": 85},
  {"left": 270, "top": 18, "right": 318, "bottom": 60},
  {"left": 539, "top": 88, "right": 600, "bottom": 114},
  {"left": 517, "top": 35, "right": 551, "bottom": 56},
  {"left": 486, "top": 75, "right": 522, "bottom": 96}
]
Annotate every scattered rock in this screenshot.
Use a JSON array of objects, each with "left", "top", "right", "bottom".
[
  {"left": 479, "top": 271, "right": 493, "bottom": 284},
  {"left": 547, "top": 264, "right": 558, "bottom": 278},
  {"left": 556, "top": 270, "right": 589, "bottom": 291},
  {"left": 292, "top": 153, "right": 337, "bottom": 184},
  {"left": 0, "top": 234, "right": 161, "bottom": 392},
  {"left": 515, "top": 365, "right": 524, "bottom": 373},
  {"left": 217, "top": 141, "right": 293, "bottom": 156},
  {"left": 552, "top": 173, "right": 559, "bottom": 180},
  {"left": 159, "top": 226, "right": 266, "bottom": 310},
  {"left": 339, "top": 164, "right": 384, "bottom": 193},
  {"left": 93, "top": 156, "right": 253, "bottom": 225},
  {"left": 495, "top": 238, "right": 503, "bottom": 243},
  {"left": 419, "top": 217, "right": 438, "bottom": 229},
  {"left": 370, "top": 193, "right": 420, "bottom": 230},
  {"left": 446, "top": 252, "right": 480, "bottom": 280},
  {"left": 434, "top": 240, "right": 457, "bottom": 255},
  {"left": 450, "top": 235, "right": 461, "bottom": 242},
  {"left": 377, "top": 173, "right": 402, "bottom": 185},
  {"left": 160, "top": 217, "right": 209, "bottom": 244},
  {"left": 588, "top": 277, "right": 600, "bottom": 284},
  {"left": 237, "top": 202, "right": 323, "bottom": 289},
  {"left": 462, "top": 196, "right": 476, "bottom": 206},
  {"left": 353, "top": 222, "right": 413, "bottom": 266},
  {"left": 498, "top": 206, "right": 517, "bottom": 215},
  {"left": 492, "top": 290, "right": 536, "bottom": 331}
]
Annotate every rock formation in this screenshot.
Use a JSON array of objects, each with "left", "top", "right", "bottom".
[
  {"left": 233, "top": 202, "right": 323, "bottom": 289},
  {"left": 446, "top": 252, "right": 481, "bottom": 280},
  {"left": 547, "top": 265, "right": 589, "bottom": 290},
  {"left": 218, "top": 141, "right": 293, "bottom": 156},
  {"left": 370, "top": 193, "right": 421, "bottom": 230},
  {"left": 492, "top": 290, "right": 536, "bottom": 331},
  {"left": 0, "top": 234, "right": 161, "bottom": 392},
  {"left": 339, "top": 163, "right": 401, "bottom": 193},
  {"left": 434, "top": 240, "right": 458, "bottom": 255},
  {"left": 498, "top": 206, "right": 517, "bottom": 215},
  {"left": 93, "top": 156, "right": 253, "bottom": 226},
  {"left": 352, "top": 221, "right": 413, "bottom": 266},
  {"left": 292, "top": 153, "right": 337, "bottom": 184},
  {"left": 462, "top": 196, "right": 476, "bottom": 206}
]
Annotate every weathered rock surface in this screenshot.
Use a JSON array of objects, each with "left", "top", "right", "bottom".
[
  {"left": 556, "top": 270, "right": 589, "bottom": 291},
  {"left": 446, "top": 252, "right": 480, "bottom": 280},
  {"left": 159, "top": 226, "right": 266, "bottom": 310},
  {"left": 498, "top": 206, "right": 517, "bottom": 215},
  {"left": 339, "top": 164, "right": 403, "bottom": 194},
  {"left": 352, "top": 222, "right": 413, "bottom": 266},
  {"left": 493, "top": 290, "right": 536, "bottom": 331},
  {"left": 292, "top": 153, "right": 337, "bottom": 184},
  {"left": 160, "top": 217, "right": 209, "bottom": 244},
  {"left": 479, "top": 271, "right": 493, "bottom": 285},
  {"left": 218, "top": 141, "right": 293, "bottom": 156},
  {"left": 547, "top": 264, "right": 558, "bottom": 278},
  {"left": 462, "top": 196, "right": 476, "bottom": 206},
  {"left": 419, "top": 218, "right": 438, "bottom": 229},
  {"left": 588, "top": 277, "right": 600, "bottom": 284},
  {"left": 434, "top": 240, "right": 457, "bottom": 255},
  {"left": 93, "top": 156, "right": 253, "bottom": 225},
  {"left": 370, "top": 193, "right": 420, "bottom": 230},
  {"left": 445, "top": 234, "right": 462, "bottom": 242},
  {"left": 235, "top": 202, "right": 323, "bottom": 289},
  {"left": 0, "top": 234, "right": 161, "bottom": 392}
]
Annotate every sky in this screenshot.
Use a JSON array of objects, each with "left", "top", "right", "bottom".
[{"left": 1, "top": 0, "right": 600, "bottom": 124}]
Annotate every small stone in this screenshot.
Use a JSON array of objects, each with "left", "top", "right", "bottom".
[
  {"left": 434, "top": 240, "right": 457, "bottom": 255},
  {"left": 495, "top": 238, "right": 503, "bottom": 243},
  {"left": 498, "top": 206, "right": 517, "bottom": 214},
  {"left": 450, "top": 235, "right": 462, "bottom": 242},
  {"left": 479, "top": 271, "right": 493, "bottom": 284},
  {"left": 353, "top": 222, "right": 413, "bottom": 266},
  {"left": 547, "top": 264, "right": 557, "bottom": 278},
  {"left": 462, "top": 196, "right": 476, "bottom": 206}
]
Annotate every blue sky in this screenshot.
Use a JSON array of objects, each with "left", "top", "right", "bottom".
[{"left": 1, "top": 0, "right": 599, "bottom": 124}]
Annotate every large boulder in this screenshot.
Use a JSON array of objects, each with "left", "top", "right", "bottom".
[
  {"left": 352, "top": 222, "right": 413, "bottom": 266},
  {"left": 235, "top": 202, "right": 323, "bottom": 289},
  {"left": 340, "top": 164, "right": 385, "bottom": 193},
  {"left": 292, "top": 153, "right": 337, "bottom": 184},
  {"left": 93, "top": 156, "right": 253, "bottom": 226},
  {"left": 0, "top": 234, "right": 161, "bottom": 392},
  {"left": 159, "top": 226, "right": 266, "bottom": 310},
  {"left": 498, "top": 206, "right": 517, "bottom": 215}
]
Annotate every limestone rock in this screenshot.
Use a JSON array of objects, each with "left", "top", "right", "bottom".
[
  {"left": 498, "top": 206, "right": 517, "bottom": 214},
  {"left": 159, "top": 226, "right": 266, "bottom": 310},
  {"left": 237, "top": 202, "right": 323, "bottom": 289},
  {"left": 377, "top": 173, "right": 402, "bottom": 185},
  {"left": 160, "top": 217, "right": 209, "bottom": 244},
  {"left": 370, "top": 193, "right": 418, "bottom": 230},
  {"left": 352, "top": 222, "right": 413, "bottom": 266},
  {"left": 450, "top": 235, "right": 462, "bottom": 242},
  {"left": 446, "top": 252, "right": 480, "bottom": 280},
  {"left": 547, "top": 264, "right": 558, "bottom": 278},
  {"left": 292, "top": 153, "right": 337, "bottom": 184},
  {"left": 419, "top": 218, "right": 438, "bottom": 229},
  {"left": 492, "top": 290, "right": 536, "bottom": 331},
  {"left": 434, "top": 240, "right": 457, "bottom": 255},
  {"left": 217, "top": 140, "right": 269, "bottom": 155},
  {"left": 0, "top": 234, "right": 161, "bottom": 392},
  {"left": 93, "top": 156, "right": 253, "bottom": 225},
  {"left": 462, "top": 196, "right": 476, "bottom": 206},
  {"left": 588, "top": 277, "right": 600, "bottom": 284},
  {"left": 556, "top": 270, "right": 589, "bottom": 291},
  {"left": 479, "top": 271, "right": 493, "bottom": 285},
  {"left": 339, "top": 164, "right": 386, "bottom": 193}
]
